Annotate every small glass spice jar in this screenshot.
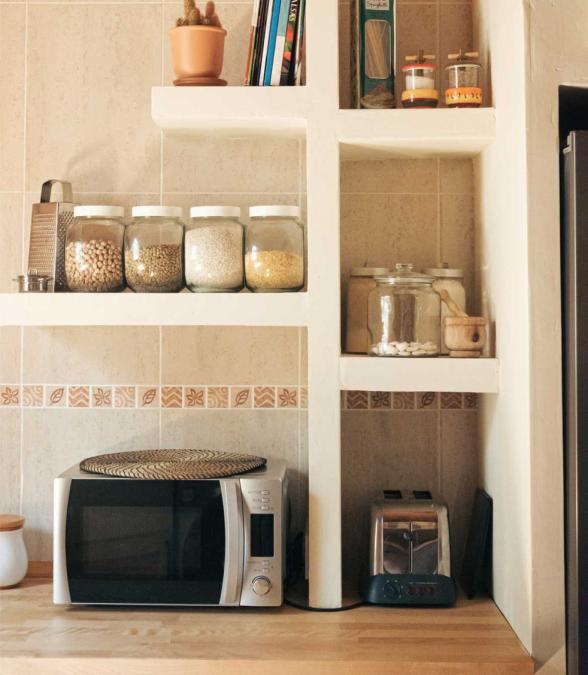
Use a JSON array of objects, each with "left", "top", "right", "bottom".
[
  {"left": 66, "top": 205, "right": 125, "bottom": 292},
  {"left": 401, "top": 51, "right": 438, "bottom": 109},
  {"left": 345, "top": 267, "right": 389, "bottom": 353},
  {"left": 445, "top": 50, "right": 482, "bottom": 108},
  {"left": 367, "top": 263, "right": 441, "bottom": 357},
  {"left": 185, "top": 206, "right": 244, "bottom": 293},
  {"left": 245, "top": 205, "right": 304, "bottom": 292},
  {"left": 125, "top": 206, "right": 184, "bottom": 293},
  {"left": 424, "top": 263, "right": 466, "bottom": 355}
]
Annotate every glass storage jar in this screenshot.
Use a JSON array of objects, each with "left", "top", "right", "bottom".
[
  {"left": 345, "top": 267, "right": 389, "bottom": 354},
  {"left": 423, "top": 263, "right": 466, "bottom": 355},
  {"left": 445, "top": 51, "right": 482, "bottom": 108},
  {"left": 66, "top": 205, "right": 125, "bottom": 292},
  {"left": 368, "top": 264, "right": 441, "bottom": 357},
  {"left": 185, "top": 206, "right": 244, "bottom": 292},
  {"left": 401, "top": 52, "right": 438, "bottom": 108},
  {"left": 245, "top": 205, "right": 304, "bottom": 292},
  {"left": 125, "top": 206, "right": 184, "bottom": 293}
]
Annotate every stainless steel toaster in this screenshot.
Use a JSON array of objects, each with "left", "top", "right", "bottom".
[{"left": 364, "top": 489, "right": 456, "bottom": 606}]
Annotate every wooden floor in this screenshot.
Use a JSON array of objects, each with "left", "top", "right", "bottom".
[{"left": 0, "top": 579, "right": 534, "bottom": 675}]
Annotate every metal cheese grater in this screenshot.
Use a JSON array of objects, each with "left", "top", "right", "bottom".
[{"left": 27, "top": 180, "right": 74, "bottom": 292}]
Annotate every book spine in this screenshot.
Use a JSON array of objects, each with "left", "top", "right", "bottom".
[
  {"left": 292, "top": 0, "right": 305, "bottom": 85},
  {"left": 259, "top": 0, "right": 274, "bottom": 85},
  {"left": 252, "top": 0, "right": 269, "bottom": 85},
  {"left": 280, "top": 0, "right": 299, "bottom": 86},
  {"left": 263, "top": 0, "right": 282, "bottom": 86},
  {"left": 271, "top": 0, "right": 290, "bottom": 85},
  {"left": 245, "top": 0, "right": 261, "bottom": 85}
]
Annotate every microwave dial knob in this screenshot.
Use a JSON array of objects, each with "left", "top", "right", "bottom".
[{"left": 252, "top": 576, "right": 272, "bottom": 596}]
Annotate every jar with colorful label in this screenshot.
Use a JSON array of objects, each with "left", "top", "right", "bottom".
[{"left": 445, "top": 50, "right": 482, "bottom": 108}]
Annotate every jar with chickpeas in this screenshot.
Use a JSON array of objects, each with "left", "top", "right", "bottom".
[
  {"left": 66, "top": 206, "right": 125, "bottom": 292},
  {"left": 125, "top": 206, "right": 184, "bottom": 293}
]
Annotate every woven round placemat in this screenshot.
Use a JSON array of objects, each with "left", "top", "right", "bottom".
[{"left": 80, "top": 449, "right": 267, "bottom": 480}]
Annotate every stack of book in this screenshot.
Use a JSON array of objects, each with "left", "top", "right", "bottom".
[{"left": 245, "top": 0, "right": 306, "bottom": 86}]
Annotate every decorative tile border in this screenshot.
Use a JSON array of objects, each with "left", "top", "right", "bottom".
[
  {"left": 343, "top": 391, "right": 478, "bottom": 411},
  {"left": 0, "top": 385, "right": 309, "bottom": 410}
]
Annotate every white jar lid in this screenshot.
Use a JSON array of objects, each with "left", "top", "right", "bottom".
[
  {"left": 249, "top": 205, "right": 301, "bottom": 219},
  {"left": 190, "top": 205, "right": 241, "bottom": 219},
  {"left": 74, "top": 205, "right": 124, "bottom": 218},
  {"left": 132, "top": 205, "right": 183, "bottom": 218}
]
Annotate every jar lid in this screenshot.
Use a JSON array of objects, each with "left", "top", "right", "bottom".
[
  {"left": 74, "top": 205, "right": 124, "bottom": 218},
  {"left": 445, "top": 61, "right": 480, "bottom": 70},
  {"left": 249, "top": 205, "right": 301, "bottom": 219},
  {"left": 190, "top": 205, "right": 241, "bottom": 219},
  {"left": 423, "top": 263, "right": 464, "bottom": 278},
  {"left": 0, "top": 514, "right": 25, "bottom": 531},
  {"left": 376, "top": 263, "right": 435, "bottom": 285},
  {"left": 351, "top": 267, "right": 389, "bottom": 277},
  {"left": 132, "top": 205, "right": 183, "bottom": 218}
]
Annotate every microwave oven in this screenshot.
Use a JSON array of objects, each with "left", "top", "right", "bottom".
[{"left": 53, "top": 459, "right": 287, "bottom": 607}]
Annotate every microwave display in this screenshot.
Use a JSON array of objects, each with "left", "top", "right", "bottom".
[{"left": 65, "top": 480, "right": 225, "bottom": 604}]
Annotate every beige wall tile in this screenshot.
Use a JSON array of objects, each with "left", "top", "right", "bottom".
[
  {"left": 22, "top": 409, "right": 159, "bottom": 559},
  {"left": 341, "top": 159, "right": 437, "bottom": 194},
  {"left": 0, "top": 5, "right": 25, "bottom": 190},
  {"left": 440, "top": 409, "right": 478, "bottom": 577},
  {"left": 26, "top": 5, "right": 162, "bottom": 193},
  {"left": 440, "top": 193, "right": 475, "bottom": 311},
  {"left": 0, "top": 409, "right": 21, "bottom": 515},
  {"left": 341, "top": 410, "right": 439, "bottom": 586},
  {"left": 339, "top": 0, "right": 352, "bottom": 109},
  {"left": 162, "top": 192, "right": 302, "bottom": 217},
  {"left": 0, "top": 328, "right": 21, "bottom": 382},
  {"left": 300, "top": 327, "right": 307, "bottom": 386},
  {"left": 163, "top": 137, "right": 300, "bottom": 194},
  {"left": 162, "top": 327, "right": 299, "bottom": 385},
  {"left": 163, "top": 3, "right": 251, "bottom": 86},
  {"left": 439, "top": 158, "right": 474, "bottom": 193},
  {"left": 23, "top": 327, "right": 159, "bottom": 385},
  {"left": 161, "top": 408, "right": 307, "bottom": 527},
  {"left": 0, "top": 193, "right": 23, "bottom": 292},
  {"left": 439, "top": 3, "right": 473, "bottom": 86},
  {"left": 340, "top": 193, "right": 438, "bottom": 296}
]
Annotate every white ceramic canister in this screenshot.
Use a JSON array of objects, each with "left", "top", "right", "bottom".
[
  {"left": 424, "top": 264, "right": 466, "bottom": 355},
  {"left": 0, "top": 515, "right": 28, "bottom": 588}
]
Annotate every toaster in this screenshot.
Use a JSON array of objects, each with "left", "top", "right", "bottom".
[{"left": 364, "top": 489, "right": 456, "bottom": 606}]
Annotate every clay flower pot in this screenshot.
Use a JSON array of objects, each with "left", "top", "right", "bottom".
[{"left": 169, "top": 25, "right": 227, "bottom": 81}]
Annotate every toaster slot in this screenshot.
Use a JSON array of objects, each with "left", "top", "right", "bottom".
[{"left": 383, "top": 521, "right": 411, "bottom": 574}]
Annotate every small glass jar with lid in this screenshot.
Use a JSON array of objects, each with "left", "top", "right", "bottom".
[
  {"left": 185, "top": 206, "right": 244, "bottom": 293},
  {"left": 401, "top": 51, "right": 438, "bottom": 109},
  {"left": 445, "top": 50, "right": 482, "bottom": 108},
  {"left": 66, "top": 205, "right": 125, "bottom": 292},
  {"left": 245, "top": 205, "right": 304, "bottom": 292},
  {"left": 125, "top": 206, "right": 184, "bottom": 293},
  {"left": 368, "top": 263, "right": 441, "bottom": 357},
  {"left": 423, "top": 263, "right": 466, "bottom": 355}
]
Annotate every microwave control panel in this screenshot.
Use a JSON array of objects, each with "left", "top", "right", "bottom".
[{"left": 239, "top": 476, "right": 283, "bottom": 607}]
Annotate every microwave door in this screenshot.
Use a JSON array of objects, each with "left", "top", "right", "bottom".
[{"left": 219, "top": 480, "right": 244, "bottom": 605}]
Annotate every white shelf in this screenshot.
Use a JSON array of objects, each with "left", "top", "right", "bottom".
[
  {"left": 339, "top": 355, "right": 499, "bottom": 393},
  {"left": 152, "top": 86, "right": 308, "bottom": 137},
  {"left": 0, "top": 292, "right": 309, "bottom": 327},
  {"left": 337, "top": 108, "right": 496, "bottom": 160}
]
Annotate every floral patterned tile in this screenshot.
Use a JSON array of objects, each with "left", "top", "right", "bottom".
[
  {"left": 369, "top": 391, "right": 391, "bottom": 409},
  {"left": 393, "top": 392, "right": 415, "bottom": 410},
  {"left": 441, "top": 392, "right": 463, "bottom": 410},
  {"left": 345, "top": 391, "right": 368, "bottom": 410},
  {"left": 299, "top": 387, "right": 308, "bottom": 409},
  {"left": 0, "top": 385, "right": 20, "bottom": 407},
  {"left": 417, "top": 392, "right": 438, "bottom": 409},
  {"left": 22, "top": 385, "right": 43, "bottom": 407},
  {"left": 231, "top": 386, "right": 252, "bottom": 409},
  {"left": 114, "top": 386, "right": 136, "bottom": 408},
  {"left": 45, "top": 385, "right": 66, "bottom": 407},
  {"left": 277, "top": 387, "right": 297, "bottom": 408},
  {"left": 254, "top": 386, "right": 276, "bottom": 409},
  {"left": 91, "top": 386, "right": 112, "bottom": 409},
  {"left": 68, "top": 386, "right": 89, "bottom": 408},
  {"left": 138, "top": 386, "right": 159, "bottom": 409},
  {"left": 184, "top": 386, "right": 205, "bottom": 409},
  {"left": 208, "top": 386, "right": 229, "bottom": 409},
  {"left": 162, "top": 386, "right": 182, "bottom": 409},
  {"left": 464, "top": 393, "right": 478, "bottom": 410}
]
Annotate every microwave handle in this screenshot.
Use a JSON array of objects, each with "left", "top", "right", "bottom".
[{"left": 220, "top": 480, "right": 244, "bottom": 605}]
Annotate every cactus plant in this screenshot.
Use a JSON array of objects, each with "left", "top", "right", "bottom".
[{"left": 176, "top": 0, "right": 222, "bottom": 27}]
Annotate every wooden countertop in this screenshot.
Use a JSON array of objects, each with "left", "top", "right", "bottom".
[{"left": 0, "top": 579, "right": 534, "bottom": 675}]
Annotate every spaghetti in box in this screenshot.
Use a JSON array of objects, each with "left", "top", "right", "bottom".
[{"left": 353, "top": 0, "right": 396, "bottom": 109}]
